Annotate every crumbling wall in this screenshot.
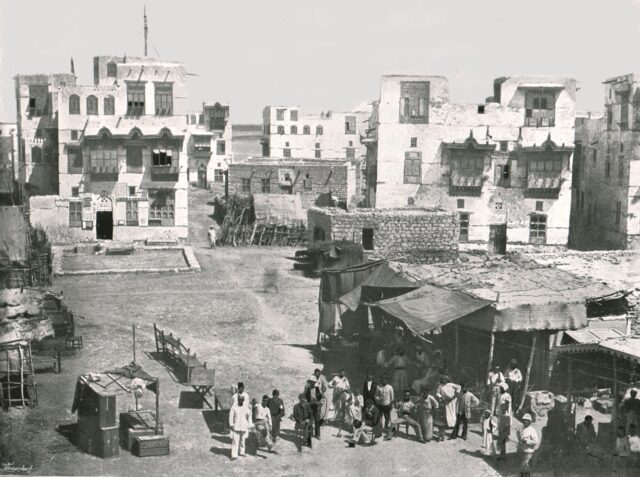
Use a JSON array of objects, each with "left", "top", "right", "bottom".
[{"left": 0, "top": 206, "right": 28, "bottom": 264}]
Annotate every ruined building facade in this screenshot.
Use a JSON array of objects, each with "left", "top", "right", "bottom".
[
  {"left": 185, "top": 102, "right": 232, "bottom": 195},
  {"left": 362, "top": 75, "right": 576, "bottom": 252},
  {"left": 18, "top": 56, "right": 189, "bottom": 243},
  {"left": 571, "top": 73, "right": 640, "bottom": 250}
]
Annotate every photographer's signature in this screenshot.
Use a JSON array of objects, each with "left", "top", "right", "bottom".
[{"left": 0, "top": 462, "right": 34, "bottom": 475}]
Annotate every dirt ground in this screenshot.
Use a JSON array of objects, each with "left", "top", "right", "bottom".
[
  {"left": 0, "top": 189, "right": 616, "bottom": 476},
  {"left": 61, "top": 249, "right": 188, "bottom": 272}
]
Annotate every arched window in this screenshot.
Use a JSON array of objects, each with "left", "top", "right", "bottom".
[
  {"left": 277, "top": 125, "right": 285, "bottom": 135},
  {"left": 31, "top": 146, "right": 42, "bottom": 164},
  {"left": 316, "top": 125, "right": 324, "bottom": 136},
  {"left": 69, "top": 94, "right": 80, "bottom": 114},
  {"left": 87, "top": 95, "right": 98, "bottom": 115},
  {"left": 290, "top": 125, "right": 297, "bottom": 135},
  {"left": 106, "top": 62, "right": 117, "bottom": 78},
  {"left": 303, "top": 125, "right": 311, "bottom": 135},
  {"left": 104, "top": 95, "right": 115, "bottom": 115}
]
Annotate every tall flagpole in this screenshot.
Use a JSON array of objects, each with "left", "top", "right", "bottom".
[{"left": 144, "top": 6, "right": 148, "bottom": 57}]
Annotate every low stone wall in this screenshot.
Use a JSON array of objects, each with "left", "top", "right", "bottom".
[{"left": 309, "top": 207, "right": 459, "bottom": 262}]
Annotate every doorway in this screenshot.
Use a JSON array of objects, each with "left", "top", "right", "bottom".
[
  {"left": 96, "top": 211, "right": 113, "bottom": 240},
  {"left": 197, "top": 165, "right": 207, "bottom": 189},
  {"left": 489, "top": 224, "right": 507, "bottom": 254}
]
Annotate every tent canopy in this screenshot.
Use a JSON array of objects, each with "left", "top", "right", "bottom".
[
  {"left": 373, "top": 284, "right": 494, "bottom": 337},
  {"left": 339, "top": 262, "right": 419, "bottom": 311},
  {"left": 555, "top": 336, "right": 640, "bottom": 365}
]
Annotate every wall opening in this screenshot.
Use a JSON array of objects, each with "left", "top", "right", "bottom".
[{"left": 362, "top": 228, "right": 374, "bottom": 251}]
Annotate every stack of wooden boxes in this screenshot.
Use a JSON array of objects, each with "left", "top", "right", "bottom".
[
  {"left": 76, "top": 386, "right": 119, "bottom": 458},
  {"left": 119, "top": 411, "right": 170, "bottom": 457}
]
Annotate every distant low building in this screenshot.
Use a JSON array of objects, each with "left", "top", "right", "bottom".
[{"left": 227, "top": 157, "right": 359, "bottom": 209}]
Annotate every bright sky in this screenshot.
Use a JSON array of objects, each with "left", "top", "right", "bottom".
[{"left": 1, "top": 0, "right": 639, "bottom": 124}]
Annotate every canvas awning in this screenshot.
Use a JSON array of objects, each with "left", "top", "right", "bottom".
[
  {"left": 565, "top": 328, "right": 626, "bottom": 344},
  {"left": 339, "top": 262, "right": 419, "bottom": 311},
  {"left": 555, "top": 337, "right": 640, "bottom": 365},
  {"left": 460, "top": 302, "right": 589, "bottom": 332},
  {"left": 373, "top": 285, "right": 494, "bottom": 337}
]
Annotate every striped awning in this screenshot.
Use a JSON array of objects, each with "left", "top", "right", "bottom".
[
  {"left": 527, "top": 175, "right": 561, "bottom": 189},
  {"left": 451, "top": 173, "right": 483, "bottom": 188}
]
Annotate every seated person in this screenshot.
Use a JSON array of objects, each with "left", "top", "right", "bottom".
[
  {"left": 629, "top": 424, "right": 640, "bottom": 465},
  {"left": 386, "top": 389, "right": 425, "bottom": 443},
  {"left": 575, "top": 415, "right": 597, "bottom": 451},
  {"left": 352, "top": 399, "right": 382, "bottom": 446}
]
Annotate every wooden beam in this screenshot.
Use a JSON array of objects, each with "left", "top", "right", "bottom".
[
  {"left": 612, "top": 355, "right": 618, "bottom": 429},
  {"left": 454, "top": 324, "right": 459, "bottom": 365},
  {"left": 519, "top": 332, "right": 537, "bottom": 411},
  {"left": 155, "top": 378, "right": 160, "bottom": 435},
  {"left": 486, "top": 332, "right": 495, "bottom": 380}
]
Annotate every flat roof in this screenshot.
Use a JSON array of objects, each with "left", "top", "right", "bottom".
[{"left": 394, "top": 254, "right": 621, "bottom": 310}]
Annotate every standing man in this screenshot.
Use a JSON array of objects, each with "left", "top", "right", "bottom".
[
  {"left": 516, "top": 414, "right": 539, "bottom": 477},
  {"left": 362, "top": 371, "right": 378, "bottom": 406},
  {"left": 375, "top": 374, "right": 395, "bottom": 433},
  {"left": 622, "top": 389, "right": 640, "bottom": 434},
  {"left": 328, "top": 369, "right": 350, "bottom": 422},
  {"left": 497, "top": 382, "right": 512, "bottom": 461},
  {"left": 487, "top": 365, "right": 505, "bottom": 416},
  {"left": 267, "top": 389, "right": 284, "bottom": 444},
  {"left": 293, "top": 393, "right": 313, "bottom": 451},
  {"left": 416, "top": 387, "right": 439, "bottom": 442},
  {"left": 305, "top": 368, "right": 328, "bottom": 440},
  {"left": 228, "top": 395, "right": 252, "bottom": 460},
  {"left": 253, "top": 395, "right": 275, "bottom": 452},
  {"left": 450, "top": 383, "right": 479, "bottom": 441},
  {"left": 387, "top": 347, "right": 409, "bottom": 397},
  {"left": 208, "top": 225, "right": 217, "bottom": 248},
  {"left": 506, "top": 359, "right": 523, "bottom": 411},
  {"left": 232, "top": 382, "right": 249, "bottom": 406}
]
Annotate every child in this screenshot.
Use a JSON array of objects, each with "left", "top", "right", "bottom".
[
  {"left": 481, "top": 409, "right": 498, "bottom": 458},
  {"left": 628, "top": 423, "right": 640, "bottom": 466}
]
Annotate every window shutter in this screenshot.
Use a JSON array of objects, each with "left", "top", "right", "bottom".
[{"left": 138, "top": 201, "right": 149, "bottom": 226}]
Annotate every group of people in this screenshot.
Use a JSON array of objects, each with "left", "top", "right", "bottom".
[
  {"left": 226, "top": 352, "right": 534, "bottom": 475},
  {"left": 227, "top": 382, "right": 285, "bottom": 459}
]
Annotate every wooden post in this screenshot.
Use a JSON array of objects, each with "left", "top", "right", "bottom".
[
  {"left": 519, "top": 332, "right": 537, "bottom": 411},
  {"left": 132, "top": 324, "right": 136, "bottom": 364},
  {"left": 454, "top": 324, "right": 459, "bottom": 365},
  {"left": 613, "top": 355, "right": 618, "bottom": 429},
  {"left": 486, "top": 332, "right": 496, "bottom": 381},
  {"left": 155, "top": 378, "right": 160, "bottom": 435},
  {"left": 567, "top": 357, "right": 573, "bottom": 402}
]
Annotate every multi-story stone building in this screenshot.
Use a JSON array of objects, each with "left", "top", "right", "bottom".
[
  {"left": 15, "top": 73, "right": 76, "bottom": 198},
  {"left": 571, "top": 73, "right": 640, "bottom": 250},
  {"left": 185, "top": 102, "right": 231, "bottom": 194},
  {"left": 362, "top": 75, "right": 576, "bottom": 252},
  {"left": 19, "top": 55, "right": 190, "bottom": 243},
  {"left": 0, "top": 123, "right": 18, "bottom": 204}
]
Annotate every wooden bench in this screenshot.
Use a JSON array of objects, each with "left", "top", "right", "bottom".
[
  {"left": 153, "top": 323, "right": 206, "bottom": 384},
  {"left": 31, "top": 349, "right": 62, "bottom": 373}
]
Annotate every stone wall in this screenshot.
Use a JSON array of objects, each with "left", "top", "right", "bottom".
[{"left": 308, "top": 207, "right": 459, "bottom": 263}]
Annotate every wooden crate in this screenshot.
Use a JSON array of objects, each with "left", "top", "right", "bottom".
[
  {"left": 133, "top": 435, "right": 170, "bottom": 457},
  {"left": 77, "top": 425, "right": 119, "bottom": 458},
  {"left": 78, "top": 389, "right": 116, "bottom": 428},
  {"left": 126, "top": 428, "right": 156, "bottom": 451}
]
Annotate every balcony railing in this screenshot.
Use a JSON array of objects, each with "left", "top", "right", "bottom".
[
  {"left": 524, "top": 116, "right": 555, "bottom": 127},
  {"left": 90, "top": 166, "right": 119, "bottom": 182},
  {"left": 150, "top": 165, "right": 179, "bottom": 182}
]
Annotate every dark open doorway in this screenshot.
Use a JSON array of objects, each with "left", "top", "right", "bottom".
[
  {"left": 96, "top": 211, "right": 113, "bottom": 240},
  {"left": 197, "top": 165, "right": 207, "bottom": 189},
  {"left": 489, "top": 224, "right": 507, "bottom": 254}
]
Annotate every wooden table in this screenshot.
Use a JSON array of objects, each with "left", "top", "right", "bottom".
[{"left": 188, "top": 367, "right": 216, "bottom": 408}]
